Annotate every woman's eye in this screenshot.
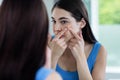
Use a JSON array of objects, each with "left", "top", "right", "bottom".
[
  {"left": 60, "top": 20, "right": 68, "bottom": 24},
  {"left": 51, "top": 20, "right": 56, "bottom": 24}
]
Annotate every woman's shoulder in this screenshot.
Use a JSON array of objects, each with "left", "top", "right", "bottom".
[
  {"left": 46, "top": 71, "right": 62, "bottom": 80},
  {"left": 94, "top": 42, "right": 107, "bottom": 67},
  {"left": 35, "top": 67, "right": 62, "bottom": 80},
  {"left": 93, "top": 42, "right": 107, "bottom": 57},
  {"left": 92, "top": 43, "right": 107, "bottom": 79},
  {"left": 87, "top": 42, "right": 107, "bottom": 60},
  {"left": 97, "top": 43, "right": 107, "bottom": 59},
  {"left": 93, "top": 42, "right": 107, "bottom": 58}
]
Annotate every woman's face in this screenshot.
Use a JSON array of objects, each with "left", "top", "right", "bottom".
[{"left": 52, "top": 7, "right": 81, "bottom": 42}]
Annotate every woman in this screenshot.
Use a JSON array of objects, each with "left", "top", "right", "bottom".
[
  {"left": 48, "top": 0, "right": 107, "bottom": 80},
  {"left": 0, "top": 0, "right": 62, "bottom": 80}
]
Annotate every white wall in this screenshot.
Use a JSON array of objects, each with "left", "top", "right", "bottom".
[
  {"left": 44, "top": 0, "right": 54, "bottom": 35},
  {"left": 0, "top": 0, "right": 2, "bottom": 5},
  {"left": 91, "top": 0, "right": 99, "bottom": 40}
]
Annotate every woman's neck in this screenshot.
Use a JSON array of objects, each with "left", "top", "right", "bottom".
[
  {"left": 58, "top": 48, "right": 77, "bottom": 71},
  {"left": 58, "top": 42, "right": 93, "bottom": 71}
]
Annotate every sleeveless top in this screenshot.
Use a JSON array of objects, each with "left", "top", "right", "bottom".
[
  {"left": 56, "top": 42, "right": 101, "bottom": 80},
  {"left": 35, "top": 67, "right": 54, "bottom": 80}
]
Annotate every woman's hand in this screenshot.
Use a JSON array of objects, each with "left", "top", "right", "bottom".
[
  {"left": 68, "top": 28, "right": 93, "bottom": 80},
  {"left": 68, "top": 28, "right": 86, "bottom": 61},
  {"left": 48, "top": 29, "right": 68, "bottom": 69}
]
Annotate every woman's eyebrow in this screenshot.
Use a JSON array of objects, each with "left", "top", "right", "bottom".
[
  {"left": 51, "top": 17, "right": 69, "bottom": 21},
  {"left": 59, "top": 17, "right": 69, "bottom": 20}
]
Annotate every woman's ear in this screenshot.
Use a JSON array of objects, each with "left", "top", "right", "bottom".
[{"left": 79, "top": 18, "right": 86, "bottom": 29}]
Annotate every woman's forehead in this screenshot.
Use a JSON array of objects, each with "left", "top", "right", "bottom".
[
  {"left": 52, "top": 8, "right": 74, "bottom": 20},
  {"left": 52, "top": 8, "right": 72, "bottom": 19}
]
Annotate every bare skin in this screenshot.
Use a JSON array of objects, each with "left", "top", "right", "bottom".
[
  {"left": 49, "top": 7, "right": 107, "bottom": 80},
  {"left": 45, "top": 46, "right": 62, "bottom": 80},
  {"left": 46, "top": 71, "right": 62, "bottom": 80}
]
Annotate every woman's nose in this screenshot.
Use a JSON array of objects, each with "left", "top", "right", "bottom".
[{"left": 54, "top": 24, "right": 62, "bottom": 31}]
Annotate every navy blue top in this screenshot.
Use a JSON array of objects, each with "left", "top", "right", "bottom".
[
  {"left": 35, "top": 67, "right": 54, "bottom": 80},
  {"left": 56, "top": 42, "right": 101, "bottom": 80}
]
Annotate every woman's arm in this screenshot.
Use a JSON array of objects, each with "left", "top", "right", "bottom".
[
  {"left": 76, "top": 45, "right": 107, "bottom": 80},
  {"left": 76, "top": 53, "right": 93, "bottom": 80},
  {"left": 48, "top": 29, "right": 68, "bottom": 69},
  {"left": 92, "top": 45, "right": 107, "bottom": 80},
  {"left": 68, "top": 28, "right": 107, "bottom": 80},
  {"left": 68, "top": 28, "right": 93, "bottom": 80}
]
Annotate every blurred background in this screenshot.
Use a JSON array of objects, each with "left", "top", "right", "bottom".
[{"left": 0, "top": 0, "right": 120, "bottom": 79}]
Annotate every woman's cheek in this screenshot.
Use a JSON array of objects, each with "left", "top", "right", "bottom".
[
  {"left": 64, "top": 30, "right": 73, "bottom": 42},
  {"left": 66, "top": 27, "right": 80, "bottom": 41}
]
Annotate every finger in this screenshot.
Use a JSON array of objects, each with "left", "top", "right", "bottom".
[
  {"left": 53, "top": 37, "right": 65, "bottom": 42},
  {"left": 61, "top": 42, "right": 67, "bottom": 47},
  {"left": 69, "top": 42, "right": 75, "bottom": 47},
  {"left": 48, "top": 33, "right": 52, "bottom": 43},
  {"left": 68, "top": 45, "right": 75, "bottom": 51},
  {"left": 52, "top": 38, "right": 65, "bottom": 46},
  {"left": 80, "top": 32, "right": 83, "bottom": 39},
  {"left": 56, "top": 28, "right": 67, "bottom": 39},
  {"left": 69, "top": 28, "right": 81, "bottom": 40},
  {"left": 78, "top": 30, "right": 83, "bottom": 39},
  {"left": 55, "top": 39, "right": 65, "bottom": 45},
  {"left": 78, "top": 32, "right": 84, "bottom": 42},
  {"left": 63, "top": 44, "right": 67, "bottom": 49},
  {"left": 70, "top": 38, "right": 77, "bottom": 43},
  {"left": 58, "top": 38, "right": 65, "bottom": 44}
]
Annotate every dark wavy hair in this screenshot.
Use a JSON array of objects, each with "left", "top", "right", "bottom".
[
  {"left": 0, "top": 0, "right": 48, "bottom": 80},
  {"left": 52, "top": 0, "right": 97, "bottom": 44}
]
